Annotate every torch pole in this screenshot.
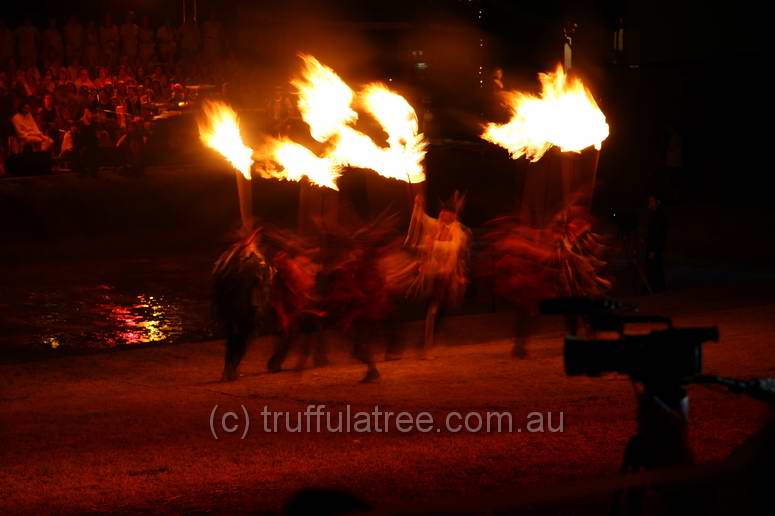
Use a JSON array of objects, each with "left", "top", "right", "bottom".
[
  {"left": 236, "top": 171, "right": 254, "bottom": 236},
  {"left": 589, "top": 147, "right": 601, "bottom": 209},
  {"left": 406, "top": 172, "right": 415, "bottom": 208},
  {"left": 560, "top": 152, "right": 574, "bottom": 211},
  {"left": 404, "top": 172, "right": 419, "bottom": 248}
]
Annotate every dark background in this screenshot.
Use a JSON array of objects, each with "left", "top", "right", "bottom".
[
  {"left": 2, "top": 0, "right": 766, "bottom": 252},
  {"left": 3, "top": 1, "right": 763, "bottom": 200}
]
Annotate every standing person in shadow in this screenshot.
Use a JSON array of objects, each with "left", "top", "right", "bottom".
[{"left": 645, "top": 195, "right": 668, "bottom": 293}]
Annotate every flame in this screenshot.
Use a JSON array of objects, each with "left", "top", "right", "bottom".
[
  {"left": 293, "top": 55, "right": 358, "bottom": 142},
  {"left": 482, "top": 65, "right": 609, "bottom": 162},
  {"left": 265, "top": 139, "right": 341, "bottom": 190},
  {"left": 265, "top": 54, "right": 427, "bottom": 187},
  {"left": 357, "top": 83, "right": 426, "bottom": 183},
  {"left": 198, "top": 101, "right": 254, "bottom": 180}
]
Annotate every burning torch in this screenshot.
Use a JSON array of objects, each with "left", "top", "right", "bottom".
[
  {"left": 481, "top": 64, "right": 609, "bottom": 208},
  {"left": 198, "top": 101, "right": 255, "bottom": 235}
]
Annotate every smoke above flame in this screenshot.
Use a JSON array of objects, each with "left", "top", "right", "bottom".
[{"left": 482, "top": 65, "right": 609, "bottom": 162}]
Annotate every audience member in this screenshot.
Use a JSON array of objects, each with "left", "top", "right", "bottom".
[
  {"left": 12, "top": 99, "right": 54, "bottom": 151},
  {"left": 1, "top": 13, "right": 226, "bottom": 174}
]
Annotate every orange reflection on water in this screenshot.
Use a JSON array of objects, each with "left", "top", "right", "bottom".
[{"left": 107, "top": 293, "right": 181, "bottom": 345}]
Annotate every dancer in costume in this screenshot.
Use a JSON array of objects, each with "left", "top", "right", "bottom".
[
  {"left": 481, "top": 198, "right": 610, "bottom": 357},
  {"left": 405, "top": 192, "right": 470, "bottom": 354},
  {"left": 321, "top": 212, "right": 416, "bottom": 382},
  {"left": 212, "top": 229, "right": 274, "bottom": 381},
  {"left": 265, "top": 227, "right": 326, "bottom": 372},
  {"left": 213, "top": 227, "right": 324, "bottom": 381}
]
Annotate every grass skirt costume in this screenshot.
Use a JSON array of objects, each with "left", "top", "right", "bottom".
[
  {"left": 212, "top": 228, "right": 322, "bottom": 381},
  {"left": 481, "top": 204, "right": 611, "bottom": 310}
]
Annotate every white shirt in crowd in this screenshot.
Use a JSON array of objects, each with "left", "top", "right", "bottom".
[{"left": 11, "top": 111, "right": 53, "bottom": 151}]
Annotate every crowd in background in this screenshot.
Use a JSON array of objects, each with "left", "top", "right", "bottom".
[{"left": 0, "top": 11, "right": 233, "bottom": 175}]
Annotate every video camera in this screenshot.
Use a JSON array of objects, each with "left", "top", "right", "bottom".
[
  {"left": 540, "top": 297, "right": 719, "bottom": 382},
  {"left": 540, "top": 297, "right": 672, "bottom": 334},
  {"left": 564, "top": 327, "right": 718, "bottom": 381}
]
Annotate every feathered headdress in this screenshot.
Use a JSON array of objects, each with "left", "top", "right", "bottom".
[{"left": 439, "top": 190, "right": 466, "bottom": 216}]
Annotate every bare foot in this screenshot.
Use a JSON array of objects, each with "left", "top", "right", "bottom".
[{"left": 361, "top": 368, "right": 380, "bottom": 383}]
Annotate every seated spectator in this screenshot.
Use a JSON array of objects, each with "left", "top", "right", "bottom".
[
  {"left": 117, "top": 63, "right": 134, "bottom": 83},
  {"left": 13, "top": 70, "right": 33, "bottom": 97},
  {"left": 96, "top": 85, "right": 114, "bottom": 114},
  {"left": 39, "top": 69, "right": 56, "bottom": 94},
  {"left": 77, "top": 85, "right": 91, "bottom": 109},
  {"left": 115, "top": 103, "right": 128, "bottom": 128},
  {"left": 170, "top": 82, "right": 186, "bottom": 107},
  {"left": 150, "top": 65, "right": 165, "bottom": 82},
  {"left": 125, "top": 84, "right": 141, "bottom": 115},
  {"left": 25, "top": 67, "right": 41, "bottom": 96},
  {"left": 95, "top": 66, "right": 111, "bottom": 88},
  {"left": 115, "top": 81, "right": 128, "bottom": 104},
  {"left": 85, "top": 88, "right": 99, "bottom": 112},
  {"left": 56, "top": 67, "right": 69, "bottom": 86},
  {"left": 12, "top": 100, "right": 54, "bottom": 151},
  {"left": 59, "top": 121, "right": 76, "bottom": 158},
  {"left": 66, "top": 62, "right": 80, "bottom": 84},
  {"left": 0, "top": 9, "right": 228, "bottom": 175},
  {"left": 141, "top": 74, "right": 153, "bottom": 92},
  {"left": 139, "top": 89, "right": 156, "bottom": 118},
  {"left": 37, "top": 92, "right": 57, "bottom": 132},
  {"left": 151, "top": 79, "right": 164, "bottom": 102},
  {"left": 76, "top": 68, "right": 95, "bottom": 89},
  {"left": 139, "top": 87, "right": 153, "bottom": 105}
]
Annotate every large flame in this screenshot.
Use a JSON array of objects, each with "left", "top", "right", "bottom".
[
  {"left": 198, "top": 101, "right": 254, "bottom": 180},
  {"left": 266, "top": 139, "right": 341, "bottom": 190},
  {"left": 482, "top": 65, "right": 609, "bottom": 162},
  {"left": 357, "top": 83, "right": 426, "bottom": 183},
  {"left": 266, "top": 54, "right": 427, "bottom": 187},
  {"left": 293, "top": 55, "right": 358, "bottom": 142}
]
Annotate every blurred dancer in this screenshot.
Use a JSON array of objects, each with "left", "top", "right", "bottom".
[
  {"left": 482, "top": 201, "right": 610, "bottom": 357},
  {"left": 212, "top": 229, "right": 274, "bottom": 382},
  {"left": 405, "top": 193, "right": 470, "bottom": 354},
  {"left": 265, "top": 229, "right": 326, "bottom": 373},
  {"left": 213, "top": 227, "right": 323, "bottom": 381},
  {"left": 481, "top": 220, "right": 555, "bottom": 357},
  {"left": 321, "top": 213, "right": 415, "bottom": 382}
]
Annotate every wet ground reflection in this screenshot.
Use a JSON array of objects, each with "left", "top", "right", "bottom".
[{"left": 1, "top": 256, "right": 217, "bottom": 361}]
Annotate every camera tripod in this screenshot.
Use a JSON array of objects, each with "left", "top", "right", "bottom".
[{"left": 610, "top": 380, "right": 693, "bottom": 515}]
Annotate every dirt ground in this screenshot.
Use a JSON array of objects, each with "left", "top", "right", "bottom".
[{"left": 2, "top": 286, "right": 774, "bottom": 514}]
